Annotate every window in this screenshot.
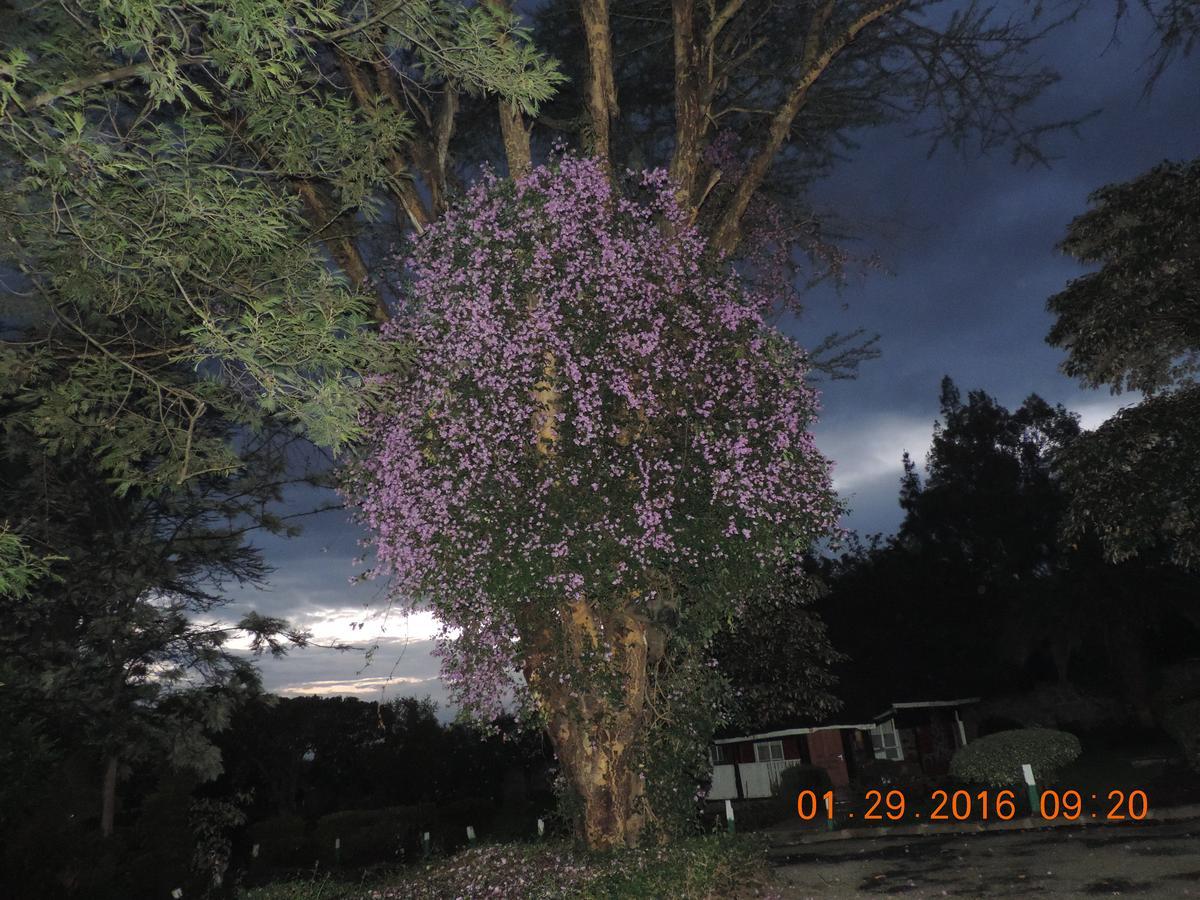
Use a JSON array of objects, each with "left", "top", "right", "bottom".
[
  {"left": 870, "top": 719, "right": 904, "bottom": 761},
  {"left": 709, "top": 744, "right": 727, "bottom": 765},
  {"left": 754, "top": 740, "right": 785, "bottom": 763}
]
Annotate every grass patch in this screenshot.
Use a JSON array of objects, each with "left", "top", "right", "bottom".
[{"left": 238, "top": 834, "right": 778, "bottom": 900}]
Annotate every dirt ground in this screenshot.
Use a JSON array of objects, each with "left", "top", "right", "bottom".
[{"left": 771, "top": 818, "right": 1200, "bottom": 898}]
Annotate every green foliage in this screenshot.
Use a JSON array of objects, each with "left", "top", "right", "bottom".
[
  {"left": 0, "top": 522, "right": 59, "bottom": 598},
  {"left": 714, "top": 570, "right": 843, "bottom": 733},
  {"left": 0, "top": 0, "right": 563, "bottom": 500},
  {"left": 1047, "top": 159, "right": 1200, "bottom": 569},
  {"left": 950, "top": 728, "right": 1082, "bottom": 787},
  {"left": 1048, "top": 160, "right": 1200, "bottom": 397},
  {"left": 190, "top": 793, "right": 252, "bottom": 890},
  {"left": 636, "top": 653, "right": 729, "bottom": 842},
  {"left": 818, "top": 376, "right": 1200, "bottom": 720},
  {"left": 820, "top": 381, "right": 1089, "bottom": 700},
  {"left": 1057, "top": 388, "right": 1200, "bottom": 570},
  {"left": 0, "top": 420, "right": 324, "bottom": 876}
]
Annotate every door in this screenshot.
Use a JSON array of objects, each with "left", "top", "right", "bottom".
[{"left": 807, "top": 729, "right": 850, "bottom": 790}]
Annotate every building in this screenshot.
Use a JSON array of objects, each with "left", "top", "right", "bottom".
[
  {"left": 707, "top": 721, "right": 875, "bottom": 800},
  {"left": 870, "top": 697, "right": 979, "bottom": 774},
  {"left": 707, "top": 697, "right": 980, "bottom": 800}
]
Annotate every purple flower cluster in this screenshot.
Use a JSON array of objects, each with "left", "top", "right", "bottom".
[{"left": 347, "top": 155, "right": 839, "bottom": 717}]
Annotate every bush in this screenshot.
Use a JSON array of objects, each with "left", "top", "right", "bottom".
[
  {"left": 247, "top": 815, "right": 314, "bottom": 869},
  {"left": 313, "top": 807, "right": 423, "bottom": 868},
  {"left": 1156, "top": 660, "right": 1200, "bottom": 771},
  {"left": 774, "top": 764, "right": 831, "bottom": 819},
  {"left": 776, "top": 763, "right": 833, "bottom": 797},
  {"left": 950, "top": 728, "right": 1082, "bottom": 787}
]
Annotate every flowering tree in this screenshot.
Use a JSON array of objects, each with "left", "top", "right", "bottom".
[{"left": 347, "top": 155, "right": 839, "bottom": 847}]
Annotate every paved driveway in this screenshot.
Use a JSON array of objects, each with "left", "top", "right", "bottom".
[{"left": 772, "top": 818, "right": 1200, "bottom": 898}]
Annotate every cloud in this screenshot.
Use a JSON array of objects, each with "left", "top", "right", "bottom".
[
  {"left": 814, "top": 413, "right": 933, "bottom": 495},
  {"left": 276, "top": 675, "right": 441, "bottom": 698},
  {"left": 811, "top": 392, "right": 1134, "bottom": 537},
  {"left": 1075, "top": 395, "right": 1140, "bottom": 432},
  {"left": 244, "top": 633, "right": 453, "bottom": 711}
]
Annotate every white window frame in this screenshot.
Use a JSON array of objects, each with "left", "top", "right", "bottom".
[
  {"left": 754, "top": 740, "right": 785, "bottom": 763},
  {"left": 870, "top": 719, "right": 904, "bottom": 761},
  {"left": 709, "top": 744, "right": 726, "bottom": 766}
]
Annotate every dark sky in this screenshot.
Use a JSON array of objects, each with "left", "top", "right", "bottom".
[{"left": 226, "top": 1, "right": 1200, "bottom": 707}]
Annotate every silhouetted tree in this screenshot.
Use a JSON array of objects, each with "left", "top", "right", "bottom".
[{"left": 822, "top": 379, "right": 1200, "bottom": 712}]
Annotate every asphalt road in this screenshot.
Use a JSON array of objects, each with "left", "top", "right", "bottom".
[{"left": 771, "top": 817, "right": 1200, "bottom": 898}]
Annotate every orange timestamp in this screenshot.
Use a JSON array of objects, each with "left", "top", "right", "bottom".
[{"left": 797, "top": 788, "right": 1151, "bottom": 822}]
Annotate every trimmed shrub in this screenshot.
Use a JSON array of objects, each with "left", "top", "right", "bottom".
[{"left": 949, "top": 728, "right": 1082, "bottom": 787}]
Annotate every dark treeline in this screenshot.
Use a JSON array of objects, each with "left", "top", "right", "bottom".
[
  {"left": 810, "top": 378, "right": 1200, "bottom": 735},
  {"left": 1, "top": 694, "right": 554, "bottom": 899}
]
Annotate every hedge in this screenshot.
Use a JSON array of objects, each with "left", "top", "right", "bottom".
[{"left": 949, "top": 728, "right": 1081, "bottom": 787}]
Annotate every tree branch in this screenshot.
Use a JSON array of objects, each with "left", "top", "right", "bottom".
[{"left": 710, "top": 0, "right": 904, "bottom": 257}]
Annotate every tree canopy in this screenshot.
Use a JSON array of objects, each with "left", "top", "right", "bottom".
[
  {"left": 0, "top": 0, "right": 563, "bottom": 501},
  {"left": 346, "top": 156, "right": 840, "bottom": 845},
  {"left": 1047, "top": 159, "right": 1200, "bottom": 569}
]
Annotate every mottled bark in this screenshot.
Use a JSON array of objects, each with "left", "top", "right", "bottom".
[
  {"left": 499, "top": 99, "right": 533, "bottom": 178},
  {"left": 526, "top": 602, "right": 657, "bottom": 849},
  {"left": 669, "top": 0, "right": 705, "bottom": 212},
  {"left": 579, "top": 0, "right": 619, "bottom": 169}
]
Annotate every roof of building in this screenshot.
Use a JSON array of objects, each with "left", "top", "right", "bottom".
[
  {"left": 712, "top": 697, "right": 982, "bottom": 744},
  {"left": 873, "top": 697, "right": 981, "bottom": 722},
  {"left": 713, "top": 722, "right": 875, "bottom": 745}
]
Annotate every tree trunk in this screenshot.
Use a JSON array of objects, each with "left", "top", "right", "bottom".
[
  {"left": 669, "top": 0, "right": 711, "bottom": 220},
  {"left": 526, "top": 601, "right": 657, "bottom": 849},
  {"left": 100, "top": 754, "right": 118, "bottom": 837},
  {"left": 551, "top": 705, "right": 648, "bottom": 848},
  {"left": 579, "top": 0, "right": 619, "bottom": 169}
]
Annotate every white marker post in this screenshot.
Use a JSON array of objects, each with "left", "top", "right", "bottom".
[
  {"left": 725, "top": 799, "right": 735, "bottom": 834},
  {"left": 422, "top": 831, "right": 431, "bottom": 858},
  {"left": 537, "top": 818, "right": 545, "bottom": 838},
  {"left": 466, "top": 825, "right": 476, "bottom": 845},
  {"left": 335, "top": 836, "right": 341, "bottom": 866},
  {"left": 1022, "top": 763, "right": 1040, "bottom": 816}
]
